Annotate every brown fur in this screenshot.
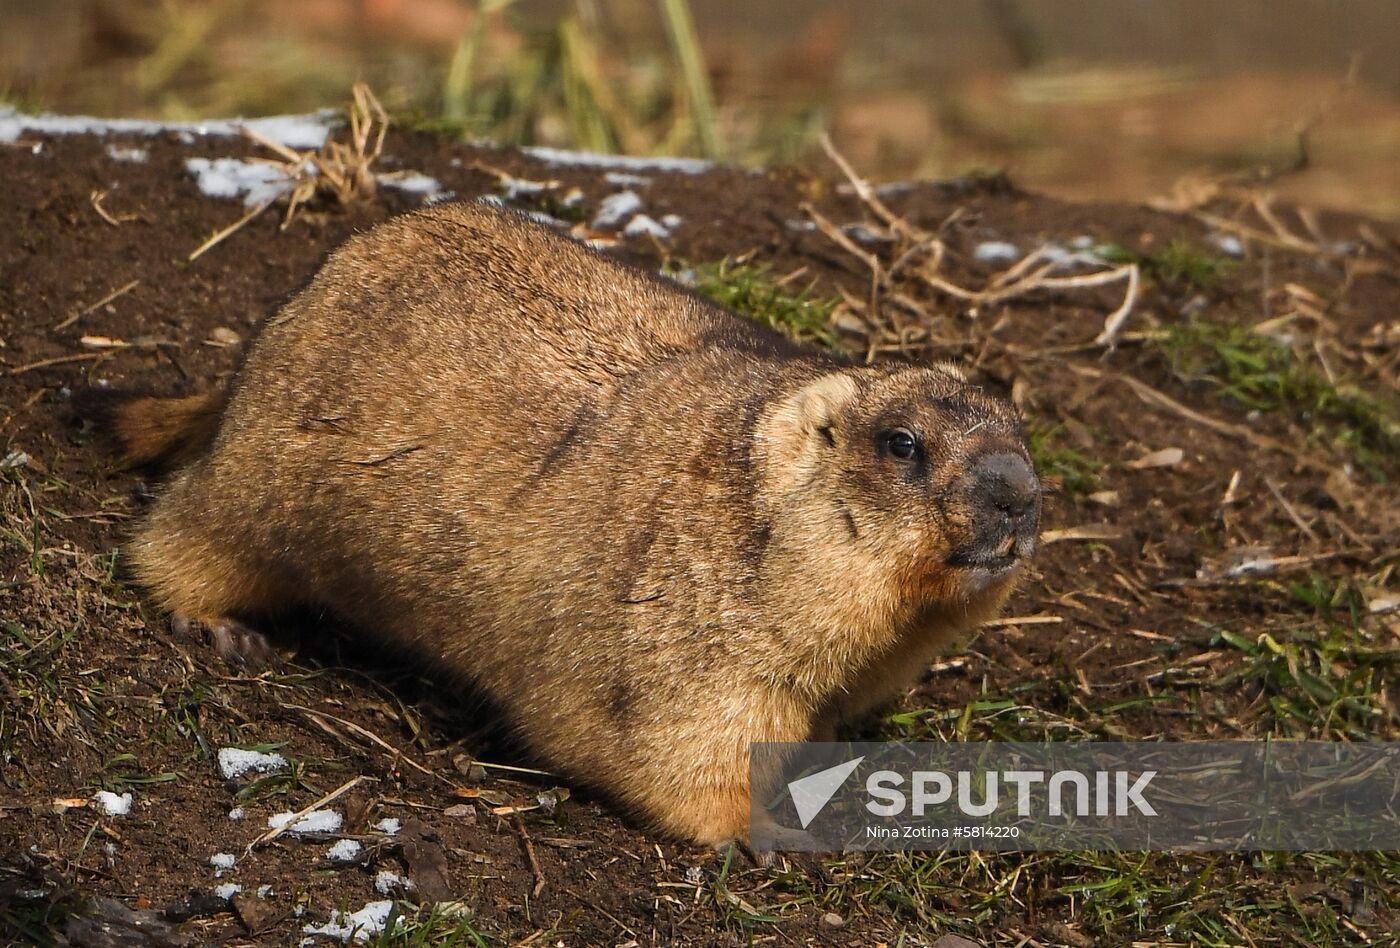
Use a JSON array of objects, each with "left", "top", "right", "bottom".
[
  {"left": 111, "top": 392, "right": 226, "bottom": 467},
  {"left": 121, "top": 202, "right": 1038, "bottom": 847}
]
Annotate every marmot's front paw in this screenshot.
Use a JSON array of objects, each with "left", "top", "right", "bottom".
[{"left": 172, "top": 614, "right": 275, "bottom": 667}]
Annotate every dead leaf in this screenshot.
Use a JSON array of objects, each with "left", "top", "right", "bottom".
[
  {"left": 1366, "top": 591, "right": 1400, "bottom": 615},
  {"left": 1126, "top": 447, "right": 1184, "bottom": 470},
  {"left": 230, "top": 894, "right": 278, "bottom": 936},
  {"left": 399, "top": 818, "right": 453, "bottom": 903}
]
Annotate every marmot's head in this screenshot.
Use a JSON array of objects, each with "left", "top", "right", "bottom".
[{"left": 758, "top": 363, "right": 1040, "bottom": 618}]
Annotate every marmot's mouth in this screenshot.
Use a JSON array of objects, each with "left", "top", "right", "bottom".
[{"left": 947, "top": 529, "right": 1035, "bottom": 572}]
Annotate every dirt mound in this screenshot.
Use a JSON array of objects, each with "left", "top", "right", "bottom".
[{"left": 2, "top": 119, "right": 1397, "bottom": 945}]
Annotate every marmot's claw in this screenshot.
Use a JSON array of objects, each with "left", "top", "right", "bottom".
[{"left": 172, "top": 614, "right": 275, "bottom": 668}]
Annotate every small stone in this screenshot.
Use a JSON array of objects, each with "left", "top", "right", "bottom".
[
  {"left": 822, "top": 912, "right": 845, "bottom": 928},
  {"left": 931, "top": 936, "right": 984, "bottom": 948}
]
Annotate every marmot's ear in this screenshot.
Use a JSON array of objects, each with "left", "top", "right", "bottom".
[
  {"left": 759, "top": 372, "right": 859, "bottom": 467},
  {"left": 790, "top": 373, "right": 859, "bottom": 440}
]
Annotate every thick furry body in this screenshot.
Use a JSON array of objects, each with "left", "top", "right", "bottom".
[{"left": 120, "top": 203, "right": 1037, "bottom": 846}]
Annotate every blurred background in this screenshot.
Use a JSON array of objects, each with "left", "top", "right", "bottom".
[{"left": 2, "top": 0, "right": 1398, "bottom": 218}]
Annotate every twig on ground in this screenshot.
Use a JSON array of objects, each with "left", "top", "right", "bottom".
[
  {"left": 1264, "top": 477, "right": 1321, "bottom": 545},
  {"left": 54, "top": 280, "right": 140, "bottom": 331},
  {"left": 89, "top": 190, "right": 140, "bottom": 227},
  {"left": 818, "top": 133, "right": 923, "bottom": 244},
  {"left": 3, "top": 351, "right": 109, "bottom": 376},
  {"left": 514, "top": 813, "right": 546, "bottom": 897},
  {"left": 1041, "top": 525, "right": 1124, "bottom": 544}
]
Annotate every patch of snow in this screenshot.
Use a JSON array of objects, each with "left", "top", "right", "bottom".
[
  {"left": 93, "top": 791, "right": 132, "bottom": 816},
  {"left": 973, "top": 240, "right": 1020, "bottom": 264},
  {"left": 257, "top": 885, "right": 274, "bottom": 898},
  {"left": 1, "top": 450, "right": 29, "bottom": 470},
  {"left": 1225, "top": 557, "right": 1279, "bottom": 578},
  {"left": 186, "top": 157, "right": 297, "bottom": 207},
  {"left": 217, "top": 747, "right": 289, "bottom": 780},
  {"left": 214, "top": 883, "right": 242, "bottom": 901},
  {"left": 104, "top": 144, "right": 148, "bottom": 163},
  {"left": 592, "top": 190, "right": 643, "bottom": 229},
  {"left": 523, "top": 146, "right": 711, "bottom": 175},
  {"left": 371, "top": 817, "right": 401, "bottom": 835},
  {"left": 1040, "top": 242, "right": 1110, "bottom": 270},
  {"left": 379, "top": 172, "right": 449, "bottom": 203},
  {"left": 604, "top": 171, "right": 652, "bottom": 187},
  {"left": 268, "top": 809, "right": 343, "bottom": 835},
  {"left": 874, "top": 181, "right": 917, "bottom": 197},
  {"left": 493, "top": 173, "right": 552, "bottom": 200},
  {"left": 326, "top": 839, "right": 362, "bottom": 863},
  {"left": 373, "top": 871, "right": 413, "bottom": 895},
  {"left": 843, "top": 223, "right": 891, "bottom": 245},
  {"left": 228, "top": 807, "right": 246, "bottom": 821},
  {"left": 210, "top": 852, "right": 237, "bottom": 871},
  {"left": 303, "top": 900, "right": 397, "bottom": 943},
  {"left": 622, "top": 214, "right": 670, "bottom": 239},
  {"left": 661, "top": 213, "right": 682, "bottom": 230},
  {"left": 1209, "top": 233, "right": 1245, "bottom": 257},
  {"left": 0, "top": 107, "right": 332, "bottom": 149}
]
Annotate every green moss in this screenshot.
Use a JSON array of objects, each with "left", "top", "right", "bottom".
[
  {"left": 680, "top": 259, "right": 839, "bottom": 348},
  {"left": 1027, "top": 422, "right": 1102, "bottom": 499}
]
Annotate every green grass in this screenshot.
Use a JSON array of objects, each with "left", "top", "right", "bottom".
[
  {"left": 697, "top": 846, "right": 1400, "bottom": 946},
  {"left": 1209, "top": 575, "right": 1397, "bottom": 741},
  {"left": 1101, "top": 238, "right": 1236, "bottom": 290},
  {"left": 0, "top": 889, "right": 80, "bottom": 948},
  {"left": 365, "top": 904, "right": 495, "bottom": 947},
  {"left": 679, "top": 259, "right": 839, "bottom": 347},
  {"left": 1160, "top": 318, "right": 1400, "bottom": 477}
]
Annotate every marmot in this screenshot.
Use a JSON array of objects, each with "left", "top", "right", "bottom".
[{"left": 110, "top": 202, "right": 1040, "bottom": 847}]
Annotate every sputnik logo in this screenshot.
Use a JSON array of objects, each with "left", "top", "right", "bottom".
[{"left": 787, "top": 756, "right": 865, "bottom": 828}]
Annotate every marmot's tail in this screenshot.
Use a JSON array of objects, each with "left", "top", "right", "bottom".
[{"left": 99, "top": 391, "right": 227, "bottom": 468}]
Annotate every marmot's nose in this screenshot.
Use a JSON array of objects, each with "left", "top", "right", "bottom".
[{"left": 972, "top": 452, "right": 1039, "bottom": 522}]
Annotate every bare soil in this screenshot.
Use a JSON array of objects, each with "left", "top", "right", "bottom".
[{"left": 1, "top": 125, "right": 1397, "bottom": 946}]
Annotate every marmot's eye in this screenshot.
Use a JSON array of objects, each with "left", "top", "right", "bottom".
[{"left": 884, "top": 428, "right": 918, "bottom": 461}]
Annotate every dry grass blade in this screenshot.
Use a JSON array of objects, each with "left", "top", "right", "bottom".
[
  {"left": 54, "top": 280, "right": 140, "bottom": 331},
  {"left": 819, "top": 133, "right": 924, "bottom": 244},
  {"left": 1070, "top": 364, "right": 1332, "bottom": 474},
  {"left": 245, "top": 774, "right": 375, "bottom": 853},
  {"left": 189, "top": 83, "right": 391, "bottom": 260},
  {"left": 189, "top": 197, "right": 277, "bottom": 262},
  {"left": 285, "top": 703, "right": 444, "bottom": 785},
  {"left": 3, "top": 351, "right": 110, "bottom": 376}
]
